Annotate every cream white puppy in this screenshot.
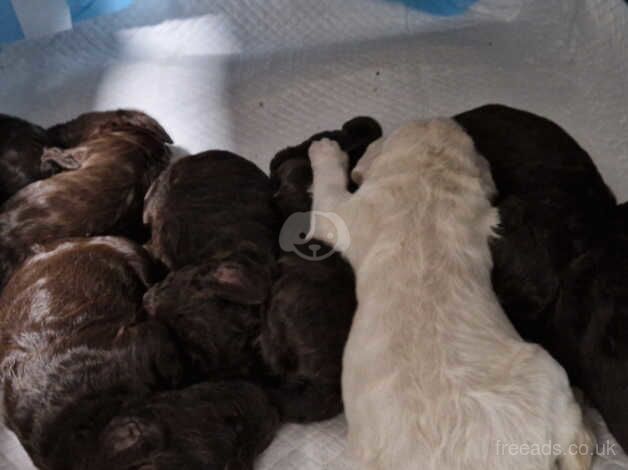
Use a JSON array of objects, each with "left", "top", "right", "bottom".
[{"left": 307, "top": 119, "right": 592, "bottom": 470}]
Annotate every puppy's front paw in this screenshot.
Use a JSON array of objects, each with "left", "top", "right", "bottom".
[{"left": 309, "top": 138, "right": 348, "bottom": 171}]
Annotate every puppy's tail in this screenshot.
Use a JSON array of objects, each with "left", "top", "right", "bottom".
[{"left": 557, "top": 423, "right": 595, "bottom": 470}]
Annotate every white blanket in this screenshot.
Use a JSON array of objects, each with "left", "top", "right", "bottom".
[{"left": 1, "top": 0, "right": 628, "bottom": 468}]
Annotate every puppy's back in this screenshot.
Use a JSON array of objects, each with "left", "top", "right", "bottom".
[
  {"left": 260, "top": 251, "right": 357, "bottom": 422},
  {"left": 144, "top": 150, "right": 278, "bottom": 269},
  {"left": 0, "top": 237, "right": 182, "bottom": 466},
  {"left": 0, "top": 128, "right": 169, "bottom": 286},
  {"left": 455, "top": 104, "right": 616, "bottom": 341}
]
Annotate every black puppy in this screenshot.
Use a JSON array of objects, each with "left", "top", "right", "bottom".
[
  {"left": 143, "top": 253, "right": 272, "bottom": 381},
  {"left": 60, "top": 380, "right": 279, "bottom": 470},
  {"left": 270, "top": 116, "right": 382, "bottom": 218},
  {"left": 0, "top": 237, "right": 183, "bottom": 470},
  {"left": 551, "top": 202, "right": 628, "bottom": 451},
  {"left": 144, "top": 150, "right": 278, "bottom": 271},
  {"left": 454, "top": 104, "right": 616, "bottom": 342},
  {"left": 0, "top": 114, "right": 55, "bottom": 202},
  {"left": 260, "top": 118, "right": 378, "bottom": 422}
]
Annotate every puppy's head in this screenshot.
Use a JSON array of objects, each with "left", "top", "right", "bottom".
[
  {"left": 269, "top": 116, "right": 382, "bottom": 209},
  {"left": 144, "top": 254, "right": 271, "bottom": 316},
  {"left": 48, "top": 109, "right": 172, "bottom": 148}
]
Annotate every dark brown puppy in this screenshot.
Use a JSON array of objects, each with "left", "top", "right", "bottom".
[
  {"left": 0, "top": 114, "right": 56, "bottom": 203},
  {"left": 144, "top": 150, "right": 278, "bottom": 271},
  {"left": 0, "top": 237, "right": 183, "bottom": 470},
  {"left": 143, "top": 252, "right": 272, "bottom": 381},
  {"left": 74, "top": 381, "right": 279, "bottom": 470},
  {"left": 259, "top": 253, "right": 356, "bottom": 422},
  {"left": 0, "top": 110, "right": 171, "bottom": 286},
  {"left": 454, "top": 104, "right": 616, "bottom": 343},
  {"left": 550, "top": 202, "right": 628, "bottom": 452},
  {"left": 270, "top": 116, "right": 382, "bottom": 218},
  {"left": 260, "top": 119, "right": 376, "bottom": 422}
]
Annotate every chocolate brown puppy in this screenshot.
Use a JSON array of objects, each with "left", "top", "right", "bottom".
[
  {"left": 144, "top": 150, "right": 278, "bottom": 270},
  {"left": 259, "top": 253, "right": 356, "bottom": 422},
  {"left": 47, "top": 109, "right": 172, "bottom": 149},
  {"left": 75, "top": 381, "right": 279, "bottom": 470},
  {"left": 270, "top": 116, "right": 382, "bottom": 218},
  {"left": 143, "top": 252, "right": 272, "bottom": 381},
  {"left": 0, "top": 110, "right": 171, "bottom": 286},
  {"left": 0, "top": 114, "right": 56, "bottom": 202},
  {"left": 0, "top": 237, "right": 183, "bottom": 470}
]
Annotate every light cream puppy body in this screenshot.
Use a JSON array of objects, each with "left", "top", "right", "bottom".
[{"left": 308, "top": 119, "right": 592, "bottom": 470}]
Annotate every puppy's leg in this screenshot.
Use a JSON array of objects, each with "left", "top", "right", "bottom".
[{"left": 309, "top": 138, "right": 351, "bottom": 213}]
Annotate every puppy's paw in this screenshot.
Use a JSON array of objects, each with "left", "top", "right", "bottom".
[{"left": 309, "top": 138, "right": 348, "bottom": 171}]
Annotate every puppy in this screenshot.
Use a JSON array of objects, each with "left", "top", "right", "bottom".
[
  {"left": 47, "top": 109, "right": 172, "bottom": 149},
  {"left": 259, "top": 252, "right": 356, "bottom": 422},
  {"left": 454, "top": 104, "right": 616, "bottom": 342},
  {"left": 270, "top": 116, "right": 382, "bottom": 218},
  {"left": 0, "top": 237, "right": 183, "bottom": 469},
  {"left": 309, "top": 121, "right": 592, "bottom": 469},
  {"left": 0, "top": 114, "right": 56, "bottom": 203},
  {"left": 259, "top": 119, "right": 374, "bottom": 422},
  {"left": 0, "top": 110, "right": 171, "bottom": 286},
  {"left": 550, "top": 202, "right": 628, "bottom": 452},
  {"left": 144, "top": 150, "right": 277, "bottom": 270},
  {"left": 143, "top": 252, "right": 272, "bottom": 381},
  {"left": 74, "top": 380, "right": 280, "bottom": 470}
]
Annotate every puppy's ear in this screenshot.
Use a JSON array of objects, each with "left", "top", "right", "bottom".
[
  {"left": 101, "top": 415, "right": 161, "bottom": 456},
  {"left": 117, "top": 110, "right": 173, "bottom": 144},
  {"left": 211, "top": 261, "right": 270, "bottom": 305},
  {"left": 41, "top": 147, "right": 88, "bottom": 170}
]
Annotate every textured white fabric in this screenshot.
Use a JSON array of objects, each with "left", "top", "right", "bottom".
[{"left": 1, "top": 0, "right": 628, "bottom": 468}]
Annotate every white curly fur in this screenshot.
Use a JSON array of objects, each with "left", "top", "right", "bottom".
[{"left": 308, "top": 118, "right": 593, "bottom": 470}]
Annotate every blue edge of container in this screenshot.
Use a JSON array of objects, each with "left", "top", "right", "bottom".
[
  {"left": 0, "top": 0, "right": 134, "bottom": 44},
  {"left": 0, "top": 0, "right": 483, "bottom": 46}
]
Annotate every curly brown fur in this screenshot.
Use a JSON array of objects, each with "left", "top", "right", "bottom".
[
  {"left": 71, "top": 381, "right": 279, "bottom": 470},
  {"left": 143, "top": 252, "right": 272, "bottom": 381},
  {"left": 0, "top": 237, "right": 183, "bottom": 470},
  {"left": 259, "top": 252, "right": 356, "bottom": 422},
  {"left": 0, "top": 111, "right": 171, "bottom": 287},
  {"left": 144, "top": 150, "right": 277, "bottom": 271},
  {"left": 0, "top": 114, "right": 58, "bottom": 203},
  {"left": 269, "top": 116, "right": 382, "bottom": 218}
]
